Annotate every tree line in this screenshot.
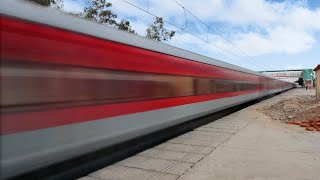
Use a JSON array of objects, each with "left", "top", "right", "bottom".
[{"left": 28, "top": 0, "right": 175, "bottom": 41}]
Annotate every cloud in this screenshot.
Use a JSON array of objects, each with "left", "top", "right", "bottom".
[
  {"left": 234, "top": 26, "right": 315, "bottom": 56},
  {"left": 167, "top": 0, "right": 320, "bottom": 56},
  {"left": 61, "top": 0, "right": 320, "bottom": 58},
  {"left": 63, "top": 0, "right": 85, "bottom": 13},
  {"left": 113, "top": 0, "right": 320, "bottom": 57}
]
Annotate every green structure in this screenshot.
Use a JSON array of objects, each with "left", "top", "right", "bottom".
[
  {"left": 302, "top": 69, "right": 315, "bottom": 81},
  {"left": 302, "top": 69, "right": 315, "bottom": 89}
]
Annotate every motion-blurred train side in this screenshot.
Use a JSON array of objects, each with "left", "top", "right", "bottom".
[{"left": 0, "top": 1, "right": 294, "bottom": 179}]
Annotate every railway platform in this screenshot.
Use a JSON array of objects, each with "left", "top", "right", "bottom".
[{"left": 79, "top": 88, "right": 320, "bottom": 180}]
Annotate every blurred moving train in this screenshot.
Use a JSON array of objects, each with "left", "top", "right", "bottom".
[{"left": 0, "top": 0, "right": 294, "bottom": 178}]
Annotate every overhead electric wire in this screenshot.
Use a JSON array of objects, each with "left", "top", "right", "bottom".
[
  {"left": 121, "top": 1, "right": 246, "bottom": 58},
  {"left": 171, "top": 0, "right": 276, "bottom": 70},
  {"left": 182, "top": 6, "right": 188, "bottom": 29},
  {"left": 120, "top": 0, "right": 269, "bottom": 70}
]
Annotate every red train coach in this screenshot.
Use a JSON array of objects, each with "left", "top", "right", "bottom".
[{"left": 0, "top": 0, "right": 294, "bottom": 178}]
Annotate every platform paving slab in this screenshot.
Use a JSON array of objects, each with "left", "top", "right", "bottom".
[
  {"left": 138, "top": 149, "right": 206, "bottom": 164},
  {"left": 179, "top": 89, "right": 320, "bottom": 180},
  {"left": 154, "top": 143, "right": 214, "bottom": 155},
  {"left": 80, "top": 88, "right": 320, "bottom": 180},
  {"left": 78, "top": 177, "right": 98, "bottom": 180},
  {"left": 179, "top": 147, "right": 320, "bottom": 180},
  {"left": 89, "top": 165, "right": 178, "bottom": 180},
  {"left": 167, "top": 136, "right": 227, "bottom": 148},
  {"left": 115, "top": 156, "right": 194, "bottom": 176},
  {"left": 194, "top": 127, "right": 238, "bottom": 134}
]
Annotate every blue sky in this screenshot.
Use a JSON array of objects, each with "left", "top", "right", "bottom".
[{"left": 63, "top": 0, "right": 320, "bottom": 71}]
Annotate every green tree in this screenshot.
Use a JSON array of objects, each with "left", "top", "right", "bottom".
[
  {"left": 28, "top": 0, "right": 63, "bottom": 9},
  {"left": 83, "top": 0, "right": 117, "bottom": 26},
  {"left": 146, "top": 17, "right": 175, "bottom": 41},
  {"left": 83, "top": 0, "right": 136, "bottom": 34},
  {"left": 28, "top": 0, "right": 50, "bottom": 6},
  {"left": 117, "top": 20, "right": 136, "bottom": 34}
]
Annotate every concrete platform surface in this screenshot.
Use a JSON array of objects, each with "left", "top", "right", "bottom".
[{"left": 79, "top": 88, "right": 320, "bottom": 180}]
